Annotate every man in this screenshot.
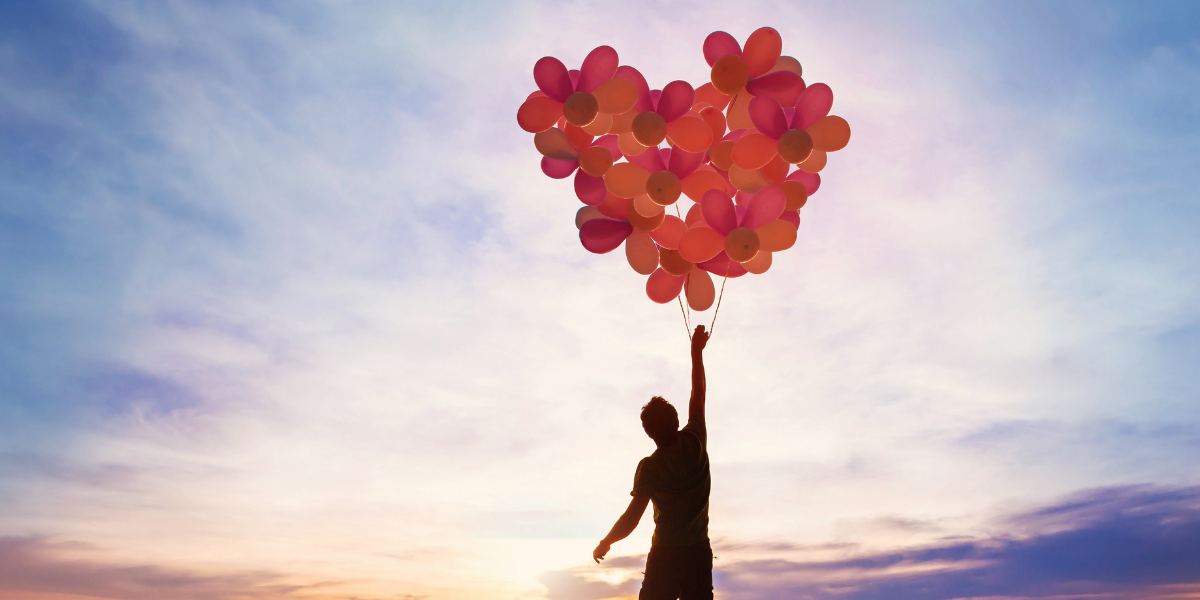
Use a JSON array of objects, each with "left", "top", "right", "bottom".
[{"left": 593, "top": 324, "right": 712, "bottom": 600}]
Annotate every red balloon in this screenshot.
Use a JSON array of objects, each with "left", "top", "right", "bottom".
[
  {"left": 579, "top": 218, "right": 633, "bottom": 254},
  {"left": 534, "top": 56, "right": 573, "bottom": 102},
  {"left": 646, "top": 268, "right": 687, "bottom": 303}
]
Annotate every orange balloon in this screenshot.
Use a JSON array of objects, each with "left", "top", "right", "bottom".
[
  {"left": 698, "top": 106, "right": 727, "bottom": 143},
  {"left": 725, "top": 227, "right": 761, "bottom": 262},
  {"left": 743, "top": 249, "right": 772, "bottom": 274},
  {"left": 666, "top": 116, "right": 714, "bottom": 153},
  {"left": 632, "top": 111, "right": 667, "bottom": 146},
  {"left": 578, "top": 145, "right": 614, "bottom": 176},
  {"left": 597, "top": 192, "right": 630, "bottom": 220},
  {"left": 627, "top": 205, "right": 666, "bottom": 231},
  {"left": 780, "top": 180, "right": 809, "bottom": 211},
  {"left": 755, "top": 219, "right": 797, "bottom": 251},
  {"left": 797, "top": 148, "right": 827, "bottom": 173},
  {"left": 646, "top": 170, "right": 682, "bottom": 205},
  {"left": 777, "top": 129, "right": 814, "bottom": 163},
  {"left": 563, "top": 91, "right": 599, "bottom": 127},
  {"left": 632, "top": 194, "right": 664, "bottom": 218},
  {"left": 732, "top": 132, "right": 777, "bottom": 170},
  {"left": 534, "top": 127, "right": 580, "bottom": 160},
  {"left": 517, "top": 95, "right": 564, "bottom": 133},
  {"left": 609, "top": 109, "right": 637, "bottom": 134},
  {"left": 685, "top": 268, "right": 716, "bottom": 311},
  {"left": 582, "top": 112, "right": 613, "bottom": 136},
  {"left": 708, "top": 140, "right": 735, "bottom": 171},
  {"left": 725, "top": 91, "right": 754, "bottom": 130},
  {"left": 728, "top": 163, "right": 768, "bottom": 193},
  {"left": 658, "top": 247, "right": 694, "bottom": 276},
  {"left": 625, "top": 230, "right": 659, "bottom": 275},
  {"left": 711, "top": 54, "right": 749, "bottom": 95},
  {"left": 678, "top": 226, "right": 725, "bottom": 263},
  {"left": 808, "top": 115, "right": 851, "bottom": 152},
  {"left": 576, "top": 205, "right": 605, "bottom": 229},
  {"left": 743, "top": 27, "right": 783, "bottom": 78},
  {"left": 684, "top": 203, "right": 704, "bottom": 227},
  {"left": 681, "top": 168, "right": 730, "bottom": 201},
  {"left": 564, "top": 124, "right": 594, "bottom": 152},
  {"left": 592, "top": 78, "right": 639, "bottom": 115},
  {"left": 768, "top": 55, "right": 803, "bottom": 77},
  {"left": 649, "top": 215, "right": 685, "bottom": 249},
  {"left": 760, "top": 155, "right": 789, "bottom": 185},
  {"left": 618, "top": 131, "right": 648, "bottom": 157},
  {"left": 694, "top": 82, "right": 732, "bottom": 111},
  {"left": 604, "top": 162, "right": 651, "bottom": 198}
]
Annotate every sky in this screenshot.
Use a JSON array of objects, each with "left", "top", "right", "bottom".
[{"left": 1, "top": 1, "right": 1199, "bottom": 599}]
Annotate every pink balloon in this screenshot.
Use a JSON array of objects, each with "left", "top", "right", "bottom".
[
  {"left": 699, "top": 251, "right": 748, "bottom": 278},
  {"left": 646, "top": 268, "right": 687, "bottom": 303},
  {"left": 740, "top": 185, "right": 786, "bottom": 229},
  {"left": 541, "top": 156, "right": 578, "bottom": 179},
  {"left": 786, "top": 169, "right": 821, "bottom": 195},
  {"left": 701, "top": 189, "right": 738, "bottom": 236},
  {"left": 649, "top": 215, "right": 686, "bottom": 250},
  {"left": 734, "top": 204, "right": 747, "bottom": 223},
  {"left": 668, "top": 147, "right": 705, "bottom": 179},
  {"left": 579, "top": 218, "right": 633, "bottom": 254},
  {"left": 779, "top": 210, "right": 800, "bottom": 228},
  {"left": 659, "top": 147, "right": 671, "bottom": 165},
  {"left": 746, "top": 71, "right": 804, "bottom": 106},
  {"left": 614, "top": 65, "right": 653, "bottom": 113},
  {"left": 575, "top": 170, "right": 607, "bottom": 205},
  {"left": 576, "top": 45, "right": 618, "bottom": 92},
  {"left": 734, "top": 191, "right": 753, "bottom": 206},
  {"left": 592, "top": 134, "right": 623, "bottom": 161},
  {"left": 649, "top": 89, "right": 661, "bottom": 109},
  {"left": 793, "top": 83, "right": 833, "bottom": 130},
  {"left": 568, "top": 69, "right": 579, "bottom": 89},
  {"left": 656, "top": 80, "right": 695, "bottom": 122},
  {"left": 627, "top": 145, "right": 667, "bottom": 173},
  {"left": 748, "top": 96, "right": 788, "bottom": 140},
  {"left": 534, "top": 56, "right": 573, "bottom": 102},
  {"left": 703, "top": 31, "right": 742, "bottom": 66}
]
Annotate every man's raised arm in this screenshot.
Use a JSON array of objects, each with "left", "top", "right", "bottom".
[{"left": 689, "top": 325, "right": 708, "bottom": 425}]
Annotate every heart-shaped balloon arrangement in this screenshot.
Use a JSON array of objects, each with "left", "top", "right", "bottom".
[{"left": 518, "top": 27, "right": 850, "bottom": 312}]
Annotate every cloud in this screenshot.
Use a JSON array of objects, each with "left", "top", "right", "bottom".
[
  {"left": 0, "top": 537, "right": 319, "bottom": 600},
  {"left": 714, "top": 485, "right": 1200, "bottom": 600}
]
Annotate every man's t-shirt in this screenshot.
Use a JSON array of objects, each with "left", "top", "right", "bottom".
[{"left": 631, "top": 420, "right": 710, "bottom": 547}]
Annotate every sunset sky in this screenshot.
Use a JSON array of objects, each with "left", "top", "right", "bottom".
[{"left": 2, "top": 1, "right": 1199, "bottom": 599}]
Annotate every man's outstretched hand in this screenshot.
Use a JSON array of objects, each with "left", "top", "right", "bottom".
[
  {"left": 692, "top": 325, "right": 709, "bottom": 356},
  {"left": 593, "top": 540, "right": 612, "bottom": 563}
]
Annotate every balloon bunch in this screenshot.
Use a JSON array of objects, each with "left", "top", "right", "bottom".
[{"left": 518, "top": 27, "right": 850, "bottom": 312}]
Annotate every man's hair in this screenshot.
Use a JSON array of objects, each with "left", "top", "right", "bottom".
[{"left": 641, "top": 396, "right": 679, "bottom": 441}]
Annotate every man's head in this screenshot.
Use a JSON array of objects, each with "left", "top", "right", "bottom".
[{"left": 641, "top": 396, "right": 679, "bottom": 442}]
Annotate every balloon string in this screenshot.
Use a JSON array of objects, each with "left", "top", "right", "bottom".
[
  {"left": 709, "top": 275, "right": 728, "bottom": 335},
  {"left": 677, "top": 295, "right": 692, "bottom": 341}
]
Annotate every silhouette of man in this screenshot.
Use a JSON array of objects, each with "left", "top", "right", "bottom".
[{"left": 593, "top": 324, "right": 712, "bottom": 600}]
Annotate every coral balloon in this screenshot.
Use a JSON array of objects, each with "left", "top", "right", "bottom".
[
  {"left": 755, "top": 219, "right": 797, "bottom": 251},
  {"left": 743, "top": 27, "right": 782, "bottom": 78},
  {"left": 563, "top": 91, "right": 599, "bottom": 126},
  {"left": 649, "top": 215, "right": 685, "bottom": 249},
  {"left": 807, "top": 115, "right": 851, "bottom": 152},
  {"left": 604, "top": 162, "right": 652, "bottom": 198},
  {"left": 685, "top": 268, "right": 716, "bottom": 311},
  {"left": 711, "top": 54, "right": 749, "bottom": 95},
  {"left": 666, "top": 116, "right": 714, "bottom": 153},
  {"left": 777, "top": 128, "right": 814, "bottom": 163},
  {"left": 576, "top": 205, "right": 605, "bottom": 228},
  {"left": 626, "top": 230, "right": 659, "bottom": 275},
  {"left": 797, "top": 149, "right": 827, "bottom": 173},
  {"left": 627, "top": 205, "right": 666, "bottom": 231},
  {"left": 678, "top": 226, "right": 726, "bottom": 263},
  {"left": 731, "top": 132, "right": 777, "bottom": 170},
  {"left": 593, "top": 78, "right": 639, "bottom": 115},
  {"left": 724, "top": 227, "right": 760, "bottom": 262},
  {"left": 779, "top": 180, "right": 808, "bottom": 211},
  {"left": 743, "top": 249, "right": 772, "bottom": 274},
  {"left": 517, "top": 95, "right": 563, "bottom": 133},
  {"left": 579, "top": 145, "right": 614, "bottom": 176},
  {"left": 535, "top": 128, "right": 580, "bottom": 160},
  {"left": 646, "top": 268, "right": 687, "bottom": 303},
  {"left": 658, "top": 248, "right": 694, "bottom": 276},
  {"left": 632, "top": 111, "right": 668, "bottom": 146},
  {"left": 646, "top": 170, "right": 682, "bottom": 205}
]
